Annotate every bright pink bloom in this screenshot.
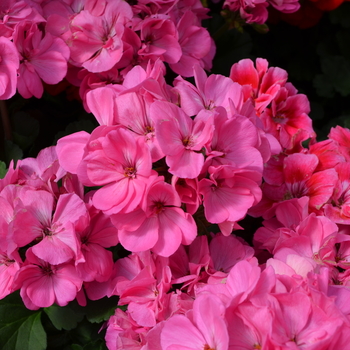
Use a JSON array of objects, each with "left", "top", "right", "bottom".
[
  {"left": 324, "top": 163, "right": 350, "bottom": 224},
  {"left": 268, "top": 0, "right": 300, "bottom": 12},
  {"left": 260, "top": 153, "right": 338, "bottom": 214},
  {"left": 76, "top": 210, "right": 118, "bottom": 283},
  {"left": 224, "top": 0, "right": 269, "bottom": 24},
  {"left": 85, "top": 127, "right": 153, "bottom": 213},
  {"left": 151, "top": 101, "right": 214, "bottom": 179},
  {"left": 138, "top": 16, "right": 181, "bottom": 65},
  {"left": 13, "top": 248, "right": 82, "bottom": 310},
  {"left": 86, "top": 86, "right": 121, "bottom": 125},
  {"left": 0, "top": 0, "right": 44, "bottom": 38},
  {"left": 0, "top": 37, "right": 19, "bottom": 99},
  {"left": 171, "top": 176, "right": 201, "bottom": 215},
  {"left": 106, "top": 308, "right": 148, "bottom": 350},
  {"left": 13, "top": 188, "right": 87, "bottom": 265},
  {"left": 169, "top": 235, "right": 211, "bottom": 293},
  {"left": 69, "top": 0, "right": 133, "bottom": 72},
  {"left": 259, "top": 85, "right": 315, "bottom": 149},
  {"left": 56, "top": 130, "right": 91, "bottom": 175},
  {"left": 199, "top": 165, "right": 262, "bottom": 233},
  {"left": 309, "top": 139, "right": 345, "bottom": 172},
  {"left": 115, "top": 91, "right": 164, "bottom": 162},
  {"left": 226, "top": 302, "right": 273, "bottom": 350},
  {"left": 270, "top": 291, "right": 343, "bottom": 349},
  {"left": 169, "top": 11, "right": 213, "bottom": 77},
  {"left": 208, "top": 233, "right": 254, "bottom": 282},
  {"left": 160, "top": 293, "right": 229, "bottom": 350},
  {"left": 230, "top": 58, "right": 288, "bottom": 113},
  {"left": 14, "top": 21, "right": 70, "bottom": 98},
  {"left": 329, "top": 125, "right": 350, "bottom": 162},
  {"left": 174, "top": 65, "right": 244, "bottom": 116},
  {"left": 203, "top": 108, "right": 263, "bottom": 173},
  {"left": 112, "top": 177, "right": 197, "bottom": 256},
  {"left": 0, "top": 249, "right": 21, "bottom": 300},
  {"left": 43, "top": 0, "right": 84, "bottom": 37}
]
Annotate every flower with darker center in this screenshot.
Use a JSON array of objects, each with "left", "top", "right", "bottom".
[
  {"left": 145, "top": 125, "right": 154, "bottom": 134},
  {"left": 203, "top": 345, "right": 215, "bottom": 350},
  {"left": 39, "top": 263, "right": 56, "bottom": 277},
  {"left": 124, "top": 166, "right": 136, "bottom": 178},
  {"left": 272, "top": 114, "right": 286, "bottom": 124},
  {"left": 0, "top": 254, "right": 14, "bottom": 267},
  {"left": 43, "top": 227, "right": 53, "bottom": 237},
  {"left": 183, "top": 136, "right": 194, "bottom": 149},
  {"left": 153, "top": 201, "right": 164, "bottom": 214},
  {"left": 285, "top": 182, "right": 308, "bottom": 199}
]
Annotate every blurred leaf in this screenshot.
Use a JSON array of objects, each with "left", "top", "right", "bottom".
[
  {"left": 84, "top": 296, "right": 119, "bottom": 324},
  {"left": 44, "top": 303, "right": 84, "bottom": 331},
  {"left": 0, "top": 292, "right": 46, "bottom": 350},
  {"left": 0, "top": 161, "right": 7, "bottom": 178},
  {"left": 4, "top": 140, "right": 23, "bottom": 165},
  {"left": 313, "top": 74, "right": 335, "bottom": 98},
  {"left": 330, "top": 3, "right": 350, "bottom": 28},
  {"left": 54, "top": 119, "right": 96, "bottom": 144},
  {"left": 83, "top": 339, "right": 108, "bottom": 350},
  {"left": 336, "top": 29, "right": 350, "bottom": 59},
  {"left": 213, "top": 28, "right": 253, "bottom": 76},
  {"left": 320, "top": 55, "right": 350, "bottom": 96},
  {"left": 11, "top": 112, "right": 40, "bottom": 150},
  {"left": 250, "top": 23, "right": 269, "bottom": 34},
  {"left": 70, "top": 345, "right": 83, "bottom": 350},
  {"left": 309, "top": 102, "right": 325, "bottom": 121}
]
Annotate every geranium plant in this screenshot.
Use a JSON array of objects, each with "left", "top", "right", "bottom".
[{"left": 1, "top": 0, "right": 350, "bottom": 349}]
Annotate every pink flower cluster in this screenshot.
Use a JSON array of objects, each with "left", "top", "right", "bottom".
[
  {"left": 2, "top": 56, "right": 350, "bottom": 349},
  {"left": 0, "top": 0, "right": 215, "bottom": 100},
  {"left": 222, "top": 0, "right": 300, "bottom": 25}
]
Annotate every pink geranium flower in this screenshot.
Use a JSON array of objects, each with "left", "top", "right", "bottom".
[
  {"left": 0, "top": 36, "right": 19, "bottom": 100},
  {"left": 199, "top": 165, "right": 262, "bottom": 234},
  {"left": 324, "top": 163, "right": 350, "bottom": 224},
  {"left": 14, "top": 21, "right": 70, "bottom": 98},
  {"left": 160, "top": 293, "right": 229, "bottom": 350},
  {"left": 69, "top": 0, "right": 133, "bottom": 72},
  {"left": 169, "top": 11, "right": 213, "bottom": 77},
  {"left": 138, "top": 16, "right": 182, "bottom": 65},
  {"left": 0, "top": 0, "right": 44, "bottom": 38},
  {"left": 12, "top": 188, "right": 87, "bottom": 265},
  {"left": 85, "top": 127, "right": 153, "bottom": 214},
  {"left": 12, "top": 248, "right": 82, "bottom": 310},
  {"left": 151, "top": 100, "right": 214, "bottom": 179},
  {"left": 112, "top": 177, "right": 197, "bottom": 256},
  {"left": 230, "top": 58, "right": 288, "bottom": 113}
]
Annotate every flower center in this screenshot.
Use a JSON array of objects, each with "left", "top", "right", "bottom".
[{"left": 124, "top": 167, "right": 136, "bottom": 178}]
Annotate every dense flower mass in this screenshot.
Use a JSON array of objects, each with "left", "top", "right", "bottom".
[
  {"left": 0, "top": 0, "right": 216, "bottom": 100},
  {"left": 3, "top": 0, "right": 350, "bottom": 349},
  {"left": 2, "top": 45, "right": 350, "bottom": 348}
]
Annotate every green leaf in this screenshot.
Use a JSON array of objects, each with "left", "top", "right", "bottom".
[
  {"left": 321, "top": 55, "right": 350, "bottom": 96},
  {"left": 313, "top": 74, "right": 335, "bottom": 98},
  {"left": 336, "top": 29, "right": 350, "bottom": 59},
  {"left": 0, "top": 161, "right": 7, "bottom": 179},
  {"left": 330, "top": 3, "right": 350, "bottom": 28},
  {"left": 83, "top": 339, "right": 108, "bottom": 350},
  {"left": 54, "top": 120, "right": 96, "bottom": 144},
  {"left": 44, "top": 303, "right": 84, "bottom": 331},
  {"left": 69, "top": 345, "right": 83, "bottom": 350},
  {"left": 212, "top": 28, "right": 253, "bottom": 76},
  {"left": 0, "top": 293, "right": 46, "bottom": 350},
  {"left": 4, "top": 140, "right": 23, "bottom": 165},
  {"left": 11, "top": 112, "right": 40, "bottom": 150},
  {"left": 84, "top": 296, "right": 119, "bottom": 324}
]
